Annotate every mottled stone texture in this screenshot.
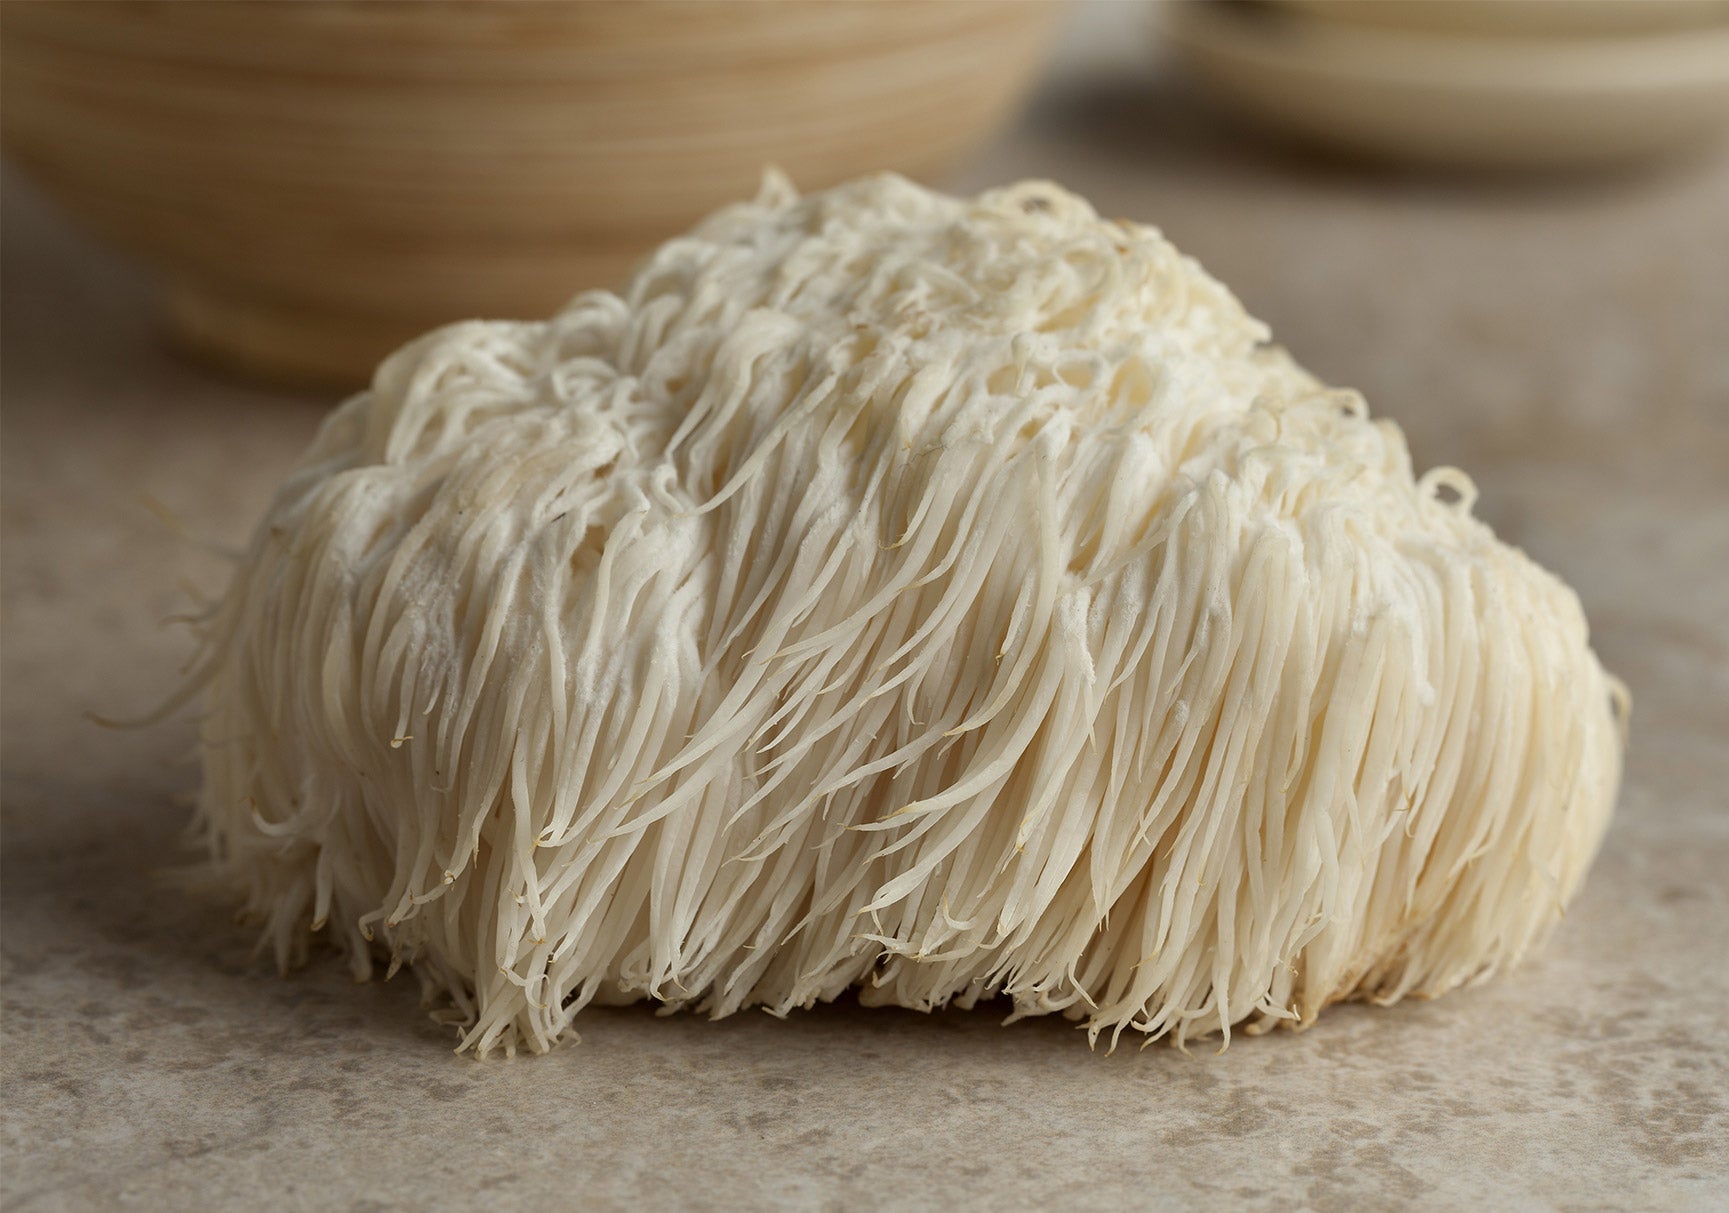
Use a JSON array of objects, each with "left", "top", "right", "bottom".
[{"left": 3, "top": 7, "right": 1726, "bottom": 1209}]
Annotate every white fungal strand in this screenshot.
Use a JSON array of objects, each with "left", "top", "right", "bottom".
[{"left": 191, "top": 173, "right": 1626, "bottom": 1055}]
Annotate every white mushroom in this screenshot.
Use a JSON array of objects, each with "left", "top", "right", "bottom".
[{"left": 190, "top": 173, "right": 1627, "bottom": 1055}]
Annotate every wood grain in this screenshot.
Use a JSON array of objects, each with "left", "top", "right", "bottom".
[{"left": 0, "top": 0, "right": 1063, "bottom": 385}]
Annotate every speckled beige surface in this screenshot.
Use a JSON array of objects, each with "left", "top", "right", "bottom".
[{"left": 3, "top": 9, "right": 1727, "bottom": 1210}]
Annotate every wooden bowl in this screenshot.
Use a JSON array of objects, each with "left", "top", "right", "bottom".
[
  {"left": 1280, "top": 0, "right": 1729, "bottom": 38},
  {"left": 0, "top": 0, "right": 1063, "bottom": 386},
  {"left": 1165, "top": 0, "right": 1729, "bottom": 171}
]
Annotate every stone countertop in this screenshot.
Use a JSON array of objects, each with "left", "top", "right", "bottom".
[{"left": 3, "top": 8, "right": 1727, "bottom": 1210}]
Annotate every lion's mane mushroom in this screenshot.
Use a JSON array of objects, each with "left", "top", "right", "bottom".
[{"left": 189, "top": 174, "right": 1626, "bottom": 1054}]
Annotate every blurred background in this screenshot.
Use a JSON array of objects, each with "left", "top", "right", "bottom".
[
  {"left": 4, "top": 0, "right": 1728, "bottom": 387},
  {"left": 3, "top": 2, "right": 1727, "bottom": 1208}
]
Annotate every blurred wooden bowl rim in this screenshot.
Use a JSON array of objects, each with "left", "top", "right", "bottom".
[
  {"left": 1281, "top": 0, "right": 1729, "bottom": 38},
  {"left": 1165, "top": 0, "right": 1729, "bottom": 171},
  {"left": 0, "top": 0, "right": 1065, "bottom": 387}
]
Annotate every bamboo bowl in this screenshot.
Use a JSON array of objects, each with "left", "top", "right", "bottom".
[{"left": 0, "top": 1, "right": 1063, "bottom": 386}]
